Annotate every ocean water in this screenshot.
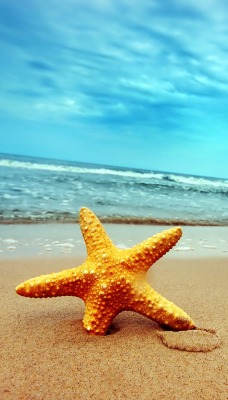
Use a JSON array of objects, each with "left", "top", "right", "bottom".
[{"left": 0, "top": 153, "right": 228, "bottom": 225}]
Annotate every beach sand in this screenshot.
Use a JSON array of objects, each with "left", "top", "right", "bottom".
[{"left": 0, "top": 225, "right": 228, "bottom": 399}]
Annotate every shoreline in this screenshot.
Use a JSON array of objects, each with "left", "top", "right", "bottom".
[
  {"left": 1, "top": 223, "right": 228, "bottom": 260},
  {"left": 1, "top": 219, "right": 228, "bottom": 226}
]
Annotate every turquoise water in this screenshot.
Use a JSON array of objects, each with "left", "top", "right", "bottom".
[{"left": 0, "top": 153, "right": 228, "bottom": 225}]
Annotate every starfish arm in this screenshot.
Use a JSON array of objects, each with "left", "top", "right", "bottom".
[
  {"left": 128, "top": 284, "right": 195, "bottom": 330},
  {"left": 79, "top": 207, "right": 114, "bottom": 255},
  {"left": 16, "top": 263, "right": 94, "bottom": 300},
  {"left": 82, "top": 301, "right": 119, "bottom": 335},
  {"left": 123, "top": 227, "right": 182, "bottom": 273}
]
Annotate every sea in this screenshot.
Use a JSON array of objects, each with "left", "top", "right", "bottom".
[{"left": 0, "top": 153, "right": 228, "bottom": 226}]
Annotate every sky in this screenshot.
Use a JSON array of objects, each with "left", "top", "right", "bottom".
[{"left": 1, "top": 0, "right": 228, "bottom": 178}]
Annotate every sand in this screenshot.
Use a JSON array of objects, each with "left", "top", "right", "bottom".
[{"left": 0, "top": 225, "right": 228, "bottom": 399}]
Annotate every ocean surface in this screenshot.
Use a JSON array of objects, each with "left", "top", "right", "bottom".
[{"left": 0, "top": 153, "right": 228, "bottom": 225}]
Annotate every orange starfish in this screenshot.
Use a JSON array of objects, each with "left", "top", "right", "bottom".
[{"left": 16, "top": 207, "right": 196, "bottom": 335}]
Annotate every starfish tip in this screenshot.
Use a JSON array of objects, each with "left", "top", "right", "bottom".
[
  {"left": 175, "top": 226, "right": 182, "bottom": 236},
  {"left": 16, "top": 283, "right": 24, "bottom": 295},
  {"left": 79, "top": 207, "right": 88, "bottom": 216}
]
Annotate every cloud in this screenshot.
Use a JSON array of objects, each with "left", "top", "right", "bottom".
[{"left": 1, "top": 0, "right": 228, "bottom": 176}]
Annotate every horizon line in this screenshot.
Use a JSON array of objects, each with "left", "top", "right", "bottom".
[{"left": 0, "top": 151, "right": 226, "bottom": 181}]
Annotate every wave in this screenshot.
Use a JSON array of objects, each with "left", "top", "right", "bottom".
[
  {"left": 162, "top": 173, "right": 228, "bottom": 190},
  {"left": 1, "top": 156, "right": 228, "bottom": 193},
  {"left": 0, "top": 158, "right": 164, "bottom": 179}
]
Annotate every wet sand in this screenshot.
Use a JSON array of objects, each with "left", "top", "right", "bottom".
[
  {"left": 0, "top": 225, "right": 228, "bottom": 399},
  {"left": 1, "top": 223, "right": 228, "bottom": 259}
]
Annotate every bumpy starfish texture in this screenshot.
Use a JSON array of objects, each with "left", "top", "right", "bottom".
[{"left": 16, "top": 207, "right": 196, "bottom": 335}]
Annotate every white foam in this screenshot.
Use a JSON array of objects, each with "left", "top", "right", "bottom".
[
  {"left": 116, "top": 243, "right": 129, "bottom": 249},
  {"left": 54, "top": 242, "right": 74, "bottom": 248},
  {"left": 3, "top": 194, "right": 18, "bottom": 199},
  {"left": 0, "top": 158, "right": 161, "bottom": 179},
  {"left": 3, "top": 239, "right": 18, "bottom": 244},
  {"left": 167, "top": 173, "right": 228, "bottom": 191},
  {"left": 174, "top": 246, "right": 194, "bottom": 251}
]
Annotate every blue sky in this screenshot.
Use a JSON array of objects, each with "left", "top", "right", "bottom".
[{"left": 1, "top": 0, "right": 228, "bottom": 178}]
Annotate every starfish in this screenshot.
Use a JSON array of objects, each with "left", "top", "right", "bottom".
[{"left": 16, "top": 207, "right": 196, "bottom": 335}]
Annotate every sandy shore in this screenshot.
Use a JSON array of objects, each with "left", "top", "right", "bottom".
[{"left": 0, "top": 225, "right": 228, "bottom": 399}]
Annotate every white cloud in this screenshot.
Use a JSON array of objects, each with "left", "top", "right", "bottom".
[{"left": 1, "top": 0, "right": 228, "bottom": 177}]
